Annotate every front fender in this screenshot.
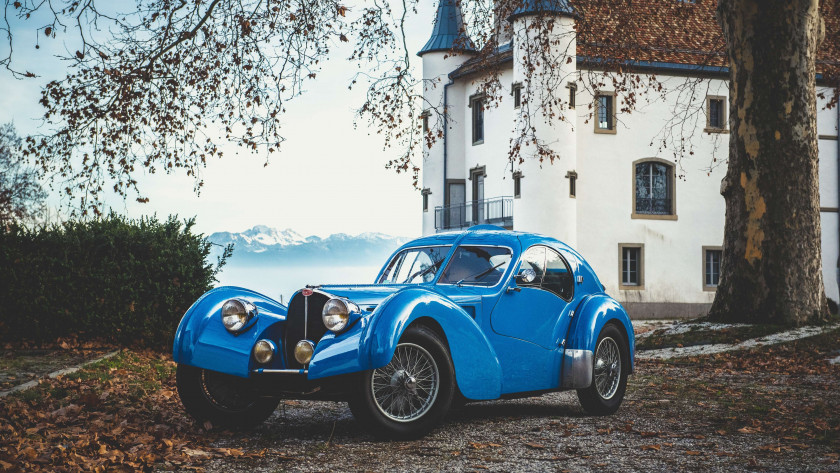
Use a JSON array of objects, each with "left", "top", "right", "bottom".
[
  {"left": 172, "top": 286, "right": 287, "bottom": 378},
  {"left": 308, "top": 287, "right": 503, "bottom": 400},
  {"left": 562, "top": 294, "right": 635, "bottom": 388}
]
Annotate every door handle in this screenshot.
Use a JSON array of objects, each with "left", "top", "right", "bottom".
[{"left": 506, "top": 286, "right": 521, "bottom": 293}]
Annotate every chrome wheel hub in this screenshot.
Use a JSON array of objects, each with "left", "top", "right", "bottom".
[
  {"left": 371, "top": 343, "right": 439, "bottom": 422},
  {"left": 594, "top": 337, "right": 621, "bottom": 400}
]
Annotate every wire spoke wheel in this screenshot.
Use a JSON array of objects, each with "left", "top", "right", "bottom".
[
  {"left": 593, "top": 337, "right": 621, "bottom": 400},
  {"left": 371, "top": 343, "right": 440, "bottom": 422}
]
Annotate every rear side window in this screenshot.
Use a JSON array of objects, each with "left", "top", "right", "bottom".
[
  {"left": 519, "top": 246, "right": 546, "bottom": 288},
  {"left": 520, "top": 245, "right": 574, "bottom": 300},
  {"left": 439, "top": 246, "right": 512, "bottom": 286},
  {"left": 543, "top": 248, "right": 574, "bottom": 300}
]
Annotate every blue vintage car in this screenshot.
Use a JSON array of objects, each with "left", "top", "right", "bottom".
[{"left": 173, "top": 225, "right": 635, "bottom": 438}]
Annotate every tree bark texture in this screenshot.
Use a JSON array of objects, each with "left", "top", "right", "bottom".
[{"left": 710, "top": 0, "right": 828, "bottom": 325}]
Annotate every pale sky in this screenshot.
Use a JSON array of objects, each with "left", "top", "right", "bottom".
[{"left": 0, "top": 2, "right": 437, "bottom": 238}]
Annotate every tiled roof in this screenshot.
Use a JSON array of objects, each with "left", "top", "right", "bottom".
[{"left": 449, "top": 0, "right": 839, "bottom": 79}]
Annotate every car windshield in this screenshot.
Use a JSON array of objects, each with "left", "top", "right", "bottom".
[
  {"left": 377, "top": 246, "right": 451, "bottom": 284},
  {"left": 439, "top": 246, "right": 512, "bottom": 286}
]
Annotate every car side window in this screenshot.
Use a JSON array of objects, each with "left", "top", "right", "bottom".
[
  {"left": 543, "top": 248, "right": 574, "bottom": 301},
  {"left": 519, "top": 246, "right": 545, "bottom": 288}
]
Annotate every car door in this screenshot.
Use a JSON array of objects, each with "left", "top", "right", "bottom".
[{"left": 490, "top": 245, "right": 575, "bottom": 350}]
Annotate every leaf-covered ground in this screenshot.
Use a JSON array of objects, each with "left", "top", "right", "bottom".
[
  {"left": 1, "top": 329, "right": 838, "bottom": 472},
  {"left": 0, "top": 339, "right": 114, "bottom": 391}
]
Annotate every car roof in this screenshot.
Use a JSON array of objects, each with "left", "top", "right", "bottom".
[{"left": 398, "top": 225, "right": 576, "bottom": 254}]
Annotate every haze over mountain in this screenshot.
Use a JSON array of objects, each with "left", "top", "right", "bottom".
[
  {"left": 209, "top": 225, "right": 411, "bottom": 267},
  {"left": 209, "top": 225, "right": 411, "bottom": 301}
]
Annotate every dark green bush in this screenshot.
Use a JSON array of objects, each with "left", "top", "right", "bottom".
[{"left": 0, "top": 215, "right": 231, "bottom": 347}]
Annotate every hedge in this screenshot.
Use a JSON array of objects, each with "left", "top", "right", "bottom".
[{"left": 0, "top": 215, "right": 231, "bottom": 347}]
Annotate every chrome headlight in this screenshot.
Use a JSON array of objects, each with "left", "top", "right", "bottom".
[
  {"left": 253, "top": 339, "right": 275, "bottom": 364},
  {"left": 294, "top": 340, "right": 315, "bottom": 364},
  {"left": 322, "top": 298, "right": 359, "bottom": 332},
  {"left": 221, "top": 298, "right": 257, "bottom": 332}
]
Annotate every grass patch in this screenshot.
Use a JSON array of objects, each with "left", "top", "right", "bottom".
[
  {"left": 0, "top": 346, "right": 115, "bottom": 391},
  {"left": 637, "top": 323, "right": 787, "bottom": 350}
]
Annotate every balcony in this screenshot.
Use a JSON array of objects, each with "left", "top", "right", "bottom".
[{"left": 435, "top": 196, "right": 514, "bottom": 231}]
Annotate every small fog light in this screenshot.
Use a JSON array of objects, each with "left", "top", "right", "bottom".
[
  {"left": 294, "top": 340, "right": 315, "bottom": 365},
  {"left": 253, "top": 339, "right": 275, "bottom": 364}
]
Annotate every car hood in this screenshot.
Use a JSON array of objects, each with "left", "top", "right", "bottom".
[{"left": 314, "top": 284, "right": 412, "bottom": 307}]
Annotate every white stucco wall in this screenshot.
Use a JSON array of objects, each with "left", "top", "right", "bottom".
[
  {"left": 574, "top": 77, "right": 729, "bottom": 306},
  {"left": 421, "top": 51, "right": 473, "bottom": 235}
]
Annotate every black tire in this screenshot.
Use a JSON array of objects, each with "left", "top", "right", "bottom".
[
  {"left": 348, "top": 325, "right": 455, "bottom": 439},
  {"left": 176, "top": 364, "right": 279, "bottom": 429},
  {"left": 576, "top": 324, "right": 629, "bottom": 415}
]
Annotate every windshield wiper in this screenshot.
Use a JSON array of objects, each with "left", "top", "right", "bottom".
[
  {"left": 406, "top": 258, "right": 445, "bottom": 283},
  {"left": 456, "top": 261, "right": 507, "bottom": 286}
]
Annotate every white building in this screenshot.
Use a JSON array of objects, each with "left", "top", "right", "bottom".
[{"left": 418, "top": 0, "right": 840, "bottom": 317}]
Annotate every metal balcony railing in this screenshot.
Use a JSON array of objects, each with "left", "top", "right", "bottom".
[{"left": 435, "top": 196, "right": 513, "bottom": 231}]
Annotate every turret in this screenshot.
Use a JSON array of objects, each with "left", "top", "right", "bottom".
[
  {"left": 509, "top": 0, "right": 578, "bottom": 245},
  {"left": 419, "top": 0, "right": 476, "bottom": 235}
]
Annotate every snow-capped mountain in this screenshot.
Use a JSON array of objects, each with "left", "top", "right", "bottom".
[
  {"left": 208, "top": 225, "right": 411, "bottom": 266},
  {"left": 209, "top": 226, "right": 308, "bottom": 253}
]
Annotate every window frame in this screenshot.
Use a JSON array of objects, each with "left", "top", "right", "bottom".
[
  {"left": 567, "top": 83, "right": 576, "bottom": 109},
  {"left": 705, "top": 95, "right": 728, "bottom": 133},
  {"left": 511, "top": 82, "right": 523, "bottom": 109},
  {"left": 469, "top": 94, "right": 485, "bottom": 145},
  {"left": 421, "top": 110, "right": 430, "bottom": 133},
  {"left": 702, "top": 246, "right": 723, "bottom": 291},
  {"left": 618, "top": 243, "right": 644, "bottom": 290},
  {"left": 421, "top": 188, "right": 431, "bottom": 212},
  {"left": 512, "top": 171, "right": 523, "bottom": 198},
  {"left": 566, "top": 170, "right": 577, "bottom": 198},
  {"left": 594, "top": 91, "right": 616, "bottom": 134},
  {"left": 631, "top": 158, "right": 678, "bottom": 220}
]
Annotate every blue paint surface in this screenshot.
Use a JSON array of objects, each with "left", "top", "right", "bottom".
[{"left": 173, "top": 225, "right": 635, "bottom": 398}]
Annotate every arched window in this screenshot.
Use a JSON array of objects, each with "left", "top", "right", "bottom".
[{"left": 632, "top": 159, "right": 676, "bottom": 219}]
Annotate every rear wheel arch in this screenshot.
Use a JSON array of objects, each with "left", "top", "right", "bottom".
[{"left": 604, "top": 319, "right": 633, "bottom": 374}]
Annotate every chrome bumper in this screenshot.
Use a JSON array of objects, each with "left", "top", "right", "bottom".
[
  {"left": 252, "top": 368, "right": 308, "bottom": 374},
  {"left": 561, "top": 349, "right": 593, "bottom": 389}
]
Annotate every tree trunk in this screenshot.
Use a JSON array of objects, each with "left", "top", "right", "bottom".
[{"left": 709, "top": 0, "right": 828, "bottom": 325}]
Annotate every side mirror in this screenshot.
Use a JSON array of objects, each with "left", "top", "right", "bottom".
[{"left": 516, "top": 268, "right": 537, "bottom": 284}]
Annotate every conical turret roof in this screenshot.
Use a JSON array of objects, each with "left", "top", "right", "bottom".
[
  {"left": 508, "top": 0, "right": 576, "bottom": 21},
  {"left": 418, "top": 0, "right": 477, "bottom": 56}
]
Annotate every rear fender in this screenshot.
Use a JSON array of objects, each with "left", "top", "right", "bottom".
[
  {"left": 308, "top": 287, "right": 503, "bottom": 400},
  {"left": 561, "top": 294, "right": 635, "bottom": 388},
  {"left": 172, "top": 286, "right": 287, "bottom": 378}
]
